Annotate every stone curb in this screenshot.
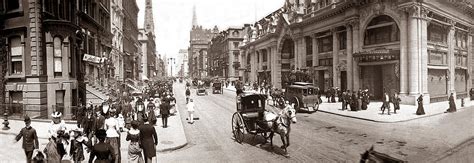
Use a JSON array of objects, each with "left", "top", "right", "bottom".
[
  {"left": 432, "top": 137, "right": 474, "bottom": 162},
  {"left": 157, "top": 142, "right": 188, "bottom": 153},
  {"left": 318, "top": 107, "right": 468, "bottom": 123}
]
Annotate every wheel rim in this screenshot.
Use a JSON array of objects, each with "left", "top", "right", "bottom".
[
  {"left": 232, "top": 113, "right": 245, "bottom": 143},
  {"left": 314, "top": 103, "right": 319, "bottom": 111}
]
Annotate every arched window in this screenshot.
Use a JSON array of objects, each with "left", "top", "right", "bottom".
[
  {"left": 364, "top": 15, "right": 400, "bottom": 45},
  {"left": 53, "top": 37, "right": 63, "bottom": 77}
]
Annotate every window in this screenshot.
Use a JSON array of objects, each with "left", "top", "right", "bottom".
[
  {"left": 262, "top": 50, "right": 268, "bottom": 62},
  {"left": 455, "top": 31, "right": 468, "bottom": 49},
  {"left": 428, "top": 24, "right": 447, "bottom": 44},
  {"left": 318, "top": 36, "right": 332, "bottom": 53},
  {"left": 56, "top": 90, "right": 65, "bottom": 112},
  {"left": 319, "top": 59, "right": 333, "bottom": 66},
  {"left": 6, "top": 0, "right": 20, "bottom": 12},
  {"left": 233, "top": 42, "right": 239, "bottom": 48},
  {"left": 54, "top": 37, "right": 63, "bottom": 77},
  {"left": 339, "top": 32, "right": 346, "bottom": 50},
  {"left": 234, "top": 51, "right": 239, "bottom": 61},
  {"left": 305, "top": 36, "right": 313, "bottom": 55},
  {"left": 257, "top": 51, "right": 260, "bottom": 62},
  {"left": 364, "top": 15, "right": 400, "bottom": 45},
  {"left": 306, "top": 60, "right": 313, "bottom": 67},
  {"left": 9, "top": 36, "right": 23, "bottom": 74}
]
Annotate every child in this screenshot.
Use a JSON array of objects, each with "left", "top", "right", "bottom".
[
  {"left": 32, "top": 149, "right": 45, "bottom": 163},
  {"left": 14, "top": 115, "right": 39, "bottom": 163}
]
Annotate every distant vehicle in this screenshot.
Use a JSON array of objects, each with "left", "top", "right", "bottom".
[
  {"left": 196, "top": 84, "right": 207, "bottom": 96},
  {"left": 292, "top": 82, "right": 314, "bottom": 87},
  {"left": 212, "top": 82, "right": 223, "bottom": 94},
  {"left": 284, "top": 84, "right": 320, "bottom": 113}
]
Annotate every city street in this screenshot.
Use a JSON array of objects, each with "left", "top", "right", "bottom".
[{"left": 158, "top": 83, "right": 474, "bottom": 162}]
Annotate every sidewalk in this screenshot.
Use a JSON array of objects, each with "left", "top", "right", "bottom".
[
  {"left": 0, "top": 104, "right": 187, "bottom": 161},
  {"left": 224, "top": 85, "right": 473, "bottom": 123}
]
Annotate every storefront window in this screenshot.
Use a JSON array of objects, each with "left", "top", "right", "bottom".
[{"left": 364, "top": 15, "right": 399, "bottom": 45}]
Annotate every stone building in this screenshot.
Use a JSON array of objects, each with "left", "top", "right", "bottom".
[
  {"left": 241, "top": 0, "right": 473, "bottom": 105},
  {"left": 208, "top": 26, "right": 246, "bottom": 80},
  {"left": 110, "top": 0, "right": 124, "bottom": 81},
  {"left": 139, "top": 0, "right": 156, "bottom": 81},
  {"left": 123, "top": 0, "right": 140, "bottom": 81},
  {"left": 0, "top": 0, "right": 112, "bottom": 117},
  {"left": 188, "top": 6, "right": 219, "bottom": 78}
]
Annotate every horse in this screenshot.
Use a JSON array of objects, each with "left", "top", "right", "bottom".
[
  {"left": 360, "top": 146, "right": 407, "bottom": 163},
  {"left": 263, "top": 104, "right": 297, "bottom": 156}
]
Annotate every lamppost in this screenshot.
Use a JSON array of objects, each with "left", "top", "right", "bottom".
[
  {"left": 0, "top": 14, "right": 10, "bottom": 130},
  {"left": 168, "top": 58, "right": 175, "bottom": 77}
]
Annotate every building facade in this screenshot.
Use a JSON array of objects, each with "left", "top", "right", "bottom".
[
  {"left": 241, "top": 0, "right": 473, "bottom": 105},
  {"left": 139, "top": 0, "right": 156, "bottom": 81},
  {"left": 208, "top": 27, "right": 246, "bottom": 80},
  {"left": 178, "top": 49, "right": 188, "bottom": 77},
  {"left": 110, "top": 0, "right": 124, "bottom": 82},
  {"left": 123, "top": 0, "right": 140, "bottom": 81},
  {"left": 0, "top": 0, "right": 113, "bottom": 117}
]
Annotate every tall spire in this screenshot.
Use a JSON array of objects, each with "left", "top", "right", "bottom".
[
  {"left": 144, "top": 0, "right": 155, "bottom": 36},
  {"left": 192, "top": 4, "right": 198, "bottom": 28}
]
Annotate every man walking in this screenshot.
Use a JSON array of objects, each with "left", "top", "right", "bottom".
[
  {"left": 139, "top": 118, "right": 158, "bottom": 163},
  {"left": 14, "top": 115, "right": 39, "bottom": 163},
  {"left": 381, "top": 92, "right": 391, "bottom": 115},
  {"left": 341, "top": 91, "right": 347, "bottom": 110},
  {"left": 187, "top": 99, "right": 195, "bottom": 124},
  {"left": 392, "top": 92, "right": 401, "bottom": 114},
  {"left": 160, "top": 99, "right": 170, "bottom": 128}
]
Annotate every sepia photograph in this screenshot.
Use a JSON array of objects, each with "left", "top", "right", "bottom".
[{"left": 0, "top": 0, "right": 473, "bottom": 162}]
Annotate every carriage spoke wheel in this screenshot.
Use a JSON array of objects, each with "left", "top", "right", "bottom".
[
  {"left": 232, "top": 113, "right": 246, "bottom": 143},
  {"left": 314, "top": 103, "right": 319, "bottom": 112}
]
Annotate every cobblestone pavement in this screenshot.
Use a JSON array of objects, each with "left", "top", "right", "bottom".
[{"left": 157, "top": 83, "right": 474, "bottom": 162}]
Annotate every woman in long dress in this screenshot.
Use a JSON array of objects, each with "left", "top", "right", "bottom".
[
  {"left": 416, "top": 95, "right": 425, "bottom": 115},
  {"left": 126, "top": 121, "right": 144, "bottom": 163},
  {"left": 104, "top": 108, "right": 121, "bottom": 163}
]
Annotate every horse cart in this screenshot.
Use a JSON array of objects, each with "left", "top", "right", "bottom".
[
  {"left": 232, "top": 93, "right": 270, "bottom": 143},
  {"left": 232, "top": 92, "right": 297, "bottom": 156}
]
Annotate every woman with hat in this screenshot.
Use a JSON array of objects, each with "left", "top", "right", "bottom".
[
  {"left": 69, "top": 128, "right": 88, "bottom": 163},
  {"left": 104, "top": 104, "right": 121, "bottom": 163},
  {"left": 48, "top": 111, "right": 69, "bottom": 159},
  {"left": 126, "top": 121, "right": 144, "bottom": 163},
  {"left": 89, "top": 129, "right": 116, "bottom": 163}
]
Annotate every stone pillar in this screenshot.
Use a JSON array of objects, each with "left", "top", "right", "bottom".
[
  {"left": 313, "top": 35, "right": 319, "bottom": 67},
  {"left": 467, "top": 29, "right": 473, "bottom": 92},
  {"left": 448, "top": 20, "right": 456, "bottom": 95},
  {"left": 332, "top": 28, "right": 340, "bottom": 88},
  {"left": 420, "top": 9, "right": 429, "bottom": 98},
  {"left": 407, "top": 6, "right": 420, "bottom": 96},
  {"left": 352, "top": 20, "right": 360, "bottom": 91},
  {"left": 346, "top": 25, "right": 353, "bottom": 91},
  {"left": 399, "top": 12, "right": 408, "bottom": 95}
]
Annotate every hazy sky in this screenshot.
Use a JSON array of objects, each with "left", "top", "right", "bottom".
[{"left": 137, "top": 0, "right": 284, "bottom": 58}]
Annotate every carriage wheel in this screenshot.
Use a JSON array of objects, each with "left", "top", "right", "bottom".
[
  {"left": 314, "top": 103, "right": 319, "bottom": 112},
  {"left": 232, "top": 112, "right": 246, "bottom": 143}
]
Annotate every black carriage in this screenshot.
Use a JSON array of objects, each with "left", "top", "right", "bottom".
[
  {"left": 232, "top": 93, "right": 271, "bottom": 143},
  {"left": 196, "top": 84, "right": 207, "bottom": 96},
  {"left": 212, "top": 82, "right": 223, "bottom": 94}
]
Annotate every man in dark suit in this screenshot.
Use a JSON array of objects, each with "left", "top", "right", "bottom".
[
  {"left": 139, "top": 119, "right": 158, "bottom": 163},
  {"left": 15, "top": 115, "right": 39, "bottom": 163},
  {"left": 160, "top": 99, "right": 170, "bottom": 128}
]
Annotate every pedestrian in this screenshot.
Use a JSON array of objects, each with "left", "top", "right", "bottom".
[
  {"left": 392, "top": 92, "right": 401, "bottom": 114},
  {"left": 89, "top": 129, "right": 116, "bottom": 163},
  {"left": 341, "top": 91, "right": 347, "bottom": 110},
  {"left": 331, "top": 88, "right": 336, "bottom": 103},
  {"left": 185, "top": 88, "right": 191, "bottom": 104},
  {"left": 147, "top": 98, "right": 157, "bottom": 125},
  {"left": 76, "top": 102, "right": 85, "bottom": 128},
  {"left": 14, "top": 115, "right": 39, "bottom": 163},
  {"left": 69, "top": 128, "right": 88, "bottom": 163},
  {"left": 187, "top": 99, "right": 195, "bottom": 124},
  {"left": 446, "top": 93, "right": 457, "bottom": 113},
  {"left": 48, "top": 111, "right": 68, "bottom": 159},
  {"left": 160, "top": 99, "right": 170, "bottom": 128},
  {"left": 381, "top": 92, "right": 391, "bottom": 115},
  {"left": 82, "top": 107, "right": 96, "bottom": 140},
  {"left": 104, "top": 107, "right": 121, "bottom": 163},
  {"left": 135, "top": 98, "right": 147, "bottom": 125},
  {"left": 416, "top": 94, "right": 425, "bottom": 115},
  {"left": 139, "top": 118, "right": 158, "bottom": 163},
  {"left": 357, "top": 89, "right": 363, "bottom": 111},
  {"left": 32, "top": 150, "right": 45, "bottom": 163},
  {"left": 126, "top": 121, "right": 144, "bottom": 163}
]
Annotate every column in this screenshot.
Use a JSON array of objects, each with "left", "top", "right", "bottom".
[
  {"left": 420, "top": 9, "right": 429, "bottom": 95},
  {"left": 448, "top": 21, "right": 456, "bottom": 94},
  {"left": 313, "top": 35, "right": 319, "bottom": 67},
  {"left": 407, "top": 6, "right": 420, "bottom": 95},
  {"left": 62, "top": 41, "right": 70, "bottom": 78},
  {"left": 467, "top": 30, "right": 473, "bottom": 91},
  {"left": 399, "top": 12, "right": 408, "bottom": 95},
  {"left": 346, "top": 25, "right": 353, "bottom": 91},
  {"left": 332, "top": 28, "right": 340, "bottom": 88},
  {"left": 352, "top": 20, "right": 360, "bottom": 90}
]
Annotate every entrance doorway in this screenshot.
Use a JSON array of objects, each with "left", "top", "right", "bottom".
[
  {"left": 361, "top": 64, "right": 398, "bottom": 100},
  {"left": 318, "top": 71, "right": 325, "bottom": 91},
  {"left": 340, "top": 71, "right": 347, "bottom": 91}
]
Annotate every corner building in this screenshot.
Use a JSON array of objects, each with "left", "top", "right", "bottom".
[{"left": 241, "top": 0, "right": 473, "bottom": 105}]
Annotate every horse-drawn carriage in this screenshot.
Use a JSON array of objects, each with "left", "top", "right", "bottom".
[
  {"left": 232, "top": 92, "right": 296, "bottom": 155},
  {"left": 212, "top": 82, "right": 223, "bottom": 94}
]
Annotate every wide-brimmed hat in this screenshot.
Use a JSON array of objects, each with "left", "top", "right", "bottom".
[{"left": 51, "top": 111, "right": 62, "bottom": 118}]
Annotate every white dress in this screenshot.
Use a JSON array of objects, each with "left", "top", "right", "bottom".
[{"left": 105, "top": 118, "right": 120, "bottom": 138}]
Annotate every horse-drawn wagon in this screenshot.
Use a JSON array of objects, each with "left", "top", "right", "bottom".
[{"left": 232, "top": 92, "right": 297, "bottom": 156}]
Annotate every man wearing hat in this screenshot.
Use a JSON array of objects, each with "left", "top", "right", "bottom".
[{"left": 15, "top": 115, "right": 39, "bottom": 163}]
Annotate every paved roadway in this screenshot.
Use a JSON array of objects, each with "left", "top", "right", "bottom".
[{"left": 158, "top": 83, "right": 474, "bottom": 162}]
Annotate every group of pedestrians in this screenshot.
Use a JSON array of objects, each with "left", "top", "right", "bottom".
[{"left": 339, "top": 89, "right": 371, "bottom": 111}]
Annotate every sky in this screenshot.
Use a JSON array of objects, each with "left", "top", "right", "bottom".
[{"left": 137, "top": 0, "right": 285, "bottom": 58}]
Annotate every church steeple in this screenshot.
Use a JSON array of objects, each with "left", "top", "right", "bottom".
[
  {"left": 144, "top": 0, "right": 155, "bottom": 36},
  {"left": 192, "top": 5, "right": 198, "bottom": 28}
]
